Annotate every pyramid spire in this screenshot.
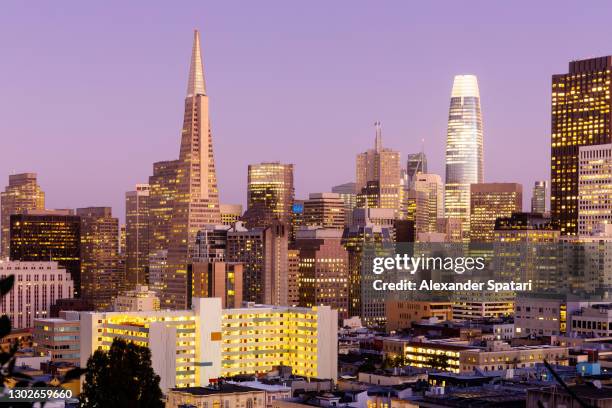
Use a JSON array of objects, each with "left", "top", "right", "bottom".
[{"left": 187, "top": 30, "right": 206, "bottom": 97}]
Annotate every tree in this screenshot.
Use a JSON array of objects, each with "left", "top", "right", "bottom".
[{"left": 80, "top": 338, "right": 163, "bottom": 408}]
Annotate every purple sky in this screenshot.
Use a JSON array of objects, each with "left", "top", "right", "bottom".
[{"left": 2, "top": 1, "right": 612, "bottom": 222}]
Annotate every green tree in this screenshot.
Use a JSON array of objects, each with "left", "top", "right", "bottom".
[{"left": 80, "top": 338, "right": 163, "bottom": 408}]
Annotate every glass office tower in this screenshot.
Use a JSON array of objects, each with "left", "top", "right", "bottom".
[{"left": 444, "top": 75, "right": 484, "bottom": 237}]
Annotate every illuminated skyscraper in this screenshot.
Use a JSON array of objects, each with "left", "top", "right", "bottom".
[
  {"left": 531, "top": 181, "right": 548, "bottom": 214},
  {"left": 1, "top": 173, "right": 45, "bottom": 258},
  {"left": 303, "top": 193, "right": 345, "bottom": 229},
  {"left": 77, "top": 207, "right": 124, "bottom": 310},
  {"left": 164, "top": 30, "right": 222, "bottom": 309},
  {"left": 578, "top": 144, "right": 612, "bottom": 235},
  {"left": 10, "top": 210, "right": 81, "bottom": 296},
  {"left": 444, "top": 75, "right": 484, "bottom": 236},
  {"left": 356, "top": 122, "right": 401, "bottom": 213},
  {"left": 551, "top": 57, "right": 612, "bottom": 235},
  {"left": 243, "top": 162, "right": 294, "bottom": 228},
  {"left": 148, "top": 160, "right": 179, "bottom": 254},
  {"left": 125, "top": 184, "right": 150, "bottom": 286},
  {"left": 226, "top": 222, "right": 289, "bottom": 305},
  {"left": 332, "top": 182, "right": 357, "bottom": 226},
  {"left": 414, "top": 173, "right": 444, "bottom": 234},
  {"left": 469, "top": 183, "right": 522, "bottom": 242},
  {"left": 293, "top": 228, "right": 349, "bottom": 320}
]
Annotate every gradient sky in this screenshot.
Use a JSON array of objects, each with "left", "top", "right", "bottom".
[{"left": 3, "top": 1, "right": 612, "bottom": 222}]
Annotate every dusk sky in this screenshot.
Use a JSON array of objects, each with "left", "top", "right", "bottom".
[{"left": 3, "top": 1, "right": 612, "bottom": 222}]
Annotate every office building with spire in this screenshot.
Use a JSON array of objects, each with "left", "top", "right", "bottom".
[
  {"left": 444, "top": 75, "right": 484, "bottom": 237},
  {"left": 151, "top": 30, "right": 222, "bottom": 309},
  {"left": 356, "top": 122, "right": 401, "bottom": 213},
  {"left": 1, "top": 173, "right": 45, "bottom": 258}
]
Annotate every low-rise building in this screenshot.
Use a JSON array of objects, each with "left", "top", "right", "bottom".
[
  {"left": 33, "top": 311, "right": 80, "bottom": 365},
  {"left": 166, "top": 384, "right": 266, "bottom": 408},
  {"left": 386, "top": 300, "right": 453, "bottom": 332},
  {"left": 570, "top": 304, "right": 612, "bottom": 338},
  {"left": 460, "top": 340, "right": 568, "bottom": 372},
  {"left": 227, "top": 380, "right": 291, "bottom": 408}
]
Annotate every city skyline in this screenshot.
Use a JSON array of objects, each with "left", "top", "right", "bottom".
[{"left": 5, "top": 2, "right": 612, "bottom": 222}]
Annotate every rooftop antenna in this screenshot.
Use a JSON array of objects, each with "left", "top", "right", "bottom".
[{"left": 374, "top": 121, "right": 382, "bottom": 152}]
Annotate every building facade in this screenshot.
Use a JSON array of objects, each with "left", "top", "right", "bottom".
[
  {"left": 444, "top": 75, "right": 484, "bottom": 237},
  {"left": 0, "top": 260, "right": 73, "bottom": 329},
  {"left": 190, "top": 262, "right": 243, "bottom": 308},
  {"left": 77, "top": 207, "right": 123, "bottom": 311},
  {"left": 164, "top": 30, "right": 222, "bottom": 309},
  {"left": 79, "top": 298, "right": 338, "bottom": 392},
  {"left": 356, "top": 122, "right": 402, "bottom": 213},
  {"left": 551, "top": 56, "right": 612, "bottom": 235},
  {"left": 1, "top": 173, "right": 45, "bottom": 258},
  {"left": 531, "top": 180, "right": 548, "bottom": 214},
  {"left": 244, "top": 162, "right": 294, "bottom": 228},
  {"left": 220, "top": 204, "right": 242, "bottom": 226},
  {"left": 578, "top": 144, "right": 612, "bottom": 235},
  {"left": 9, "top": 210, "right": 81, "bottom": 297},
  {"left": 469, "top": 183, "right": 522, "bottom": 242},
  {"left": 293, "top": 228, "right": 349, "bottom": 320},
  {"left": 125, "top": 184, "right": 150, "bottom": 287},
  {"left": 303, "top": 193, "right": 345, "bottom": 229},
  {"left": 33, "top": 311, "right": 80, "bottom": 365}
]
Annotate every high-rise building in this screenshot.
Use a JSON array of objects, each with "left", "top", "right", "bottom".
[
  {"left": 303, "top": 193, "right": 345, "bottom": 229},
  {"left": 125, "top": 184, "right": 150, "bottom": 287},
  {"left": 1, "top": 173, "right": 45, "bottom": 258},
  {"left": 10, "top": 210, "right": 81, "bottom": 296},
  {"left": 414, "top": 173, "right": 444, "bottom": 233},
  {"left": 0, "top": 260, "right": 73, "bottom": 329},
  {"left": 189, "top": 262, "right": 243, "bottom": 308},
  {"left": 227, "top": 225, "right": 264, "bottom": 303},
  {"left": 243, "top": 162, "right": 294, "bottom": 228},
  {"left": 356, "top": 122, "right": 401, "bottom": 212},
  {"left": 293, "top": 228, "right": 349, "bottom": 320},
  {"left": 331, "top": 182, "right": 357, "bottom": 226},
  {"left": 220, "top": 204, "right": 242, "bottom": 226},
  {"left": 194, "top": 224, "right": 229, "bottom": 263},
  {"left": 148, "top": 160, "right": 179, "bottom": 254},
  {"left": 403, "top": 188, "right": 427, "bottom": 233},
  {"left": 551, "top": 57, "right": 612, "bottom": 235},
  {"left": 80, "top": 298, "right": 338, "bottom": 392},
  {"left": 444, "top": 75, "right": 484, "bottom": 237},
  {"left": 578, "top": 144, "right": 612, "bottom": 235},
  {"left": 163, "top": 30, "right": 222, "bottom": 309},
  {"left": 436, "top": 217, "right": 465, "bottom": 243},
  {"left": 342, "top": 223, "right": 393, "bottom": 322},
  {"left": 287, "top": 248, "right": 300, "bottom": 306},
  {"left": 406, "top": 152, "right": 428, "bottom": 189},
  {"left": 531, "top": 181, "right": 548, "bottom": 214},
  {"left": 77, "top": 207, "right": 123, "bottom": 310},
  {"left": 226, "top": 222, "right": 289, "bottom": 305},
  {"left": 469, "top": 183, "right": 522, "bottom": 242}
]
